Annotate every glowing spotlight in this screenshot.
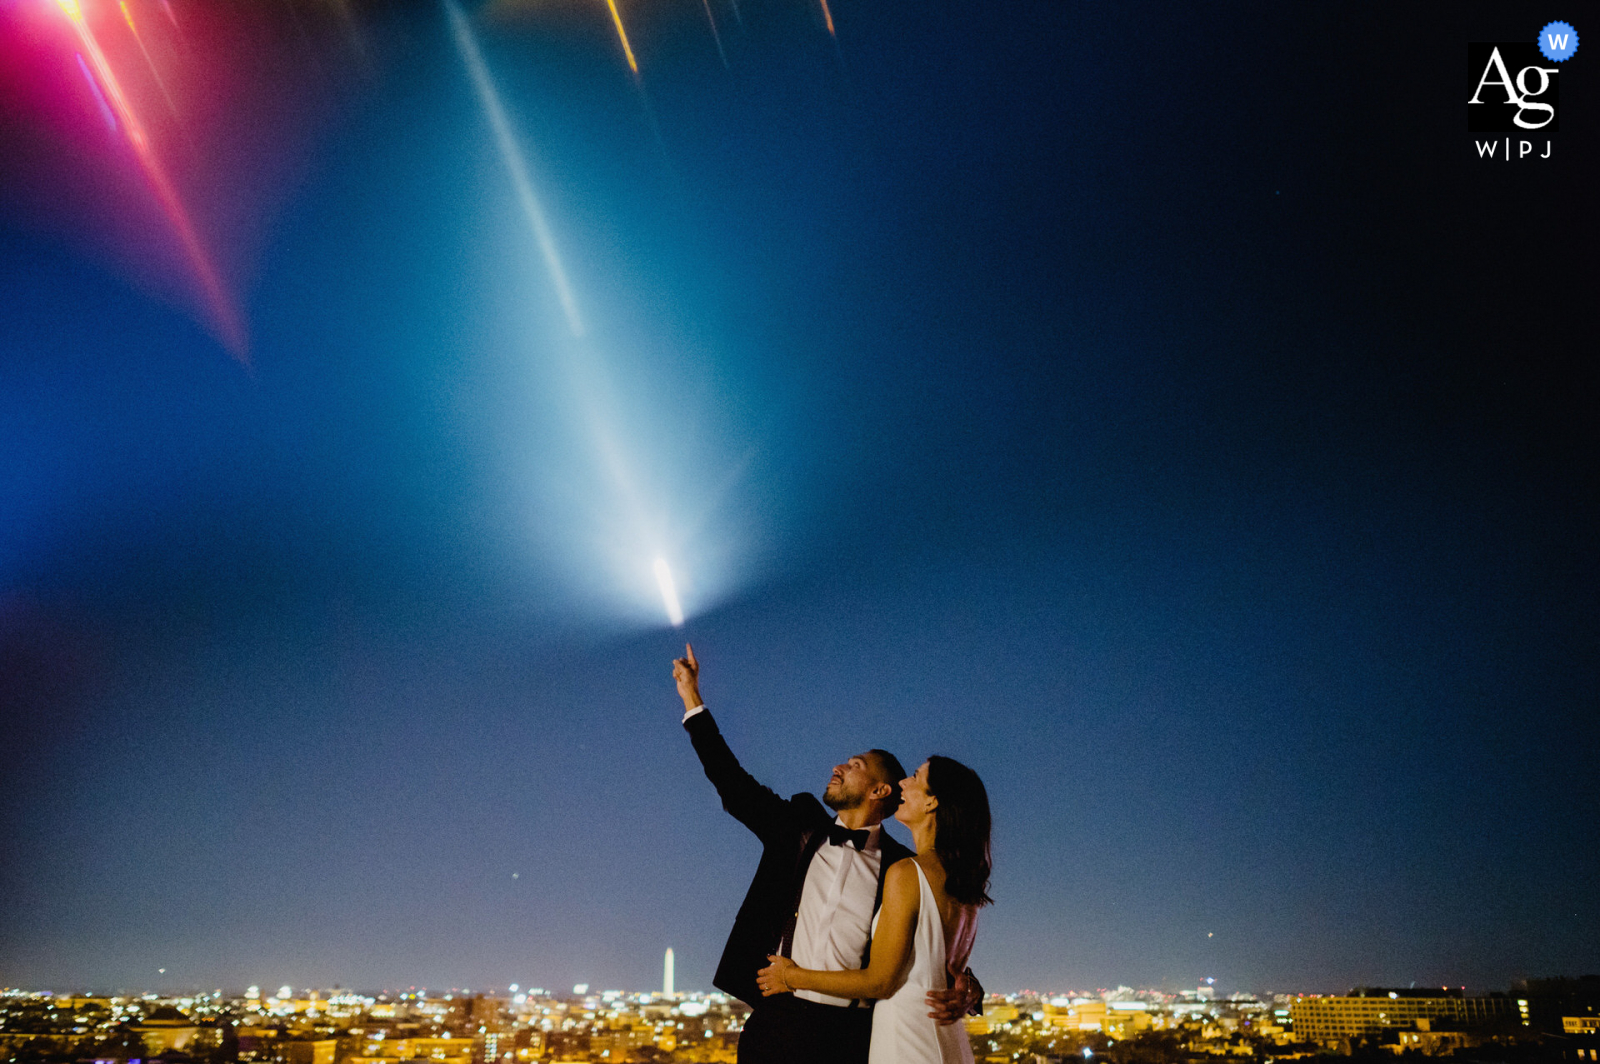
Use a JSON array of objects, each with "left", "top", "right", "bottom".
[
  {"left": 444, "top": 0, "right": 583, "bottom": 337},
  {"left": 653, "top": 557, "right": 685, "bottom": 627}
]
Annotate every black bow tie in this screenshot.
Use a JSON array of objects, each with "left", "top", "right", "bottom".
[{"left": 826, "top": 825, "right": 871, "bottom": 851}]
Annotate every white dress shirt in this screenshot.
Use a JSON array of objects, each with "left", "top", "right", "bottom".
[
  {"left": 684, "top": 703, "right": 884, "bottom": 1007},
  {"left": 790, "top": 818, "right": 883, "bottom": 1005}
]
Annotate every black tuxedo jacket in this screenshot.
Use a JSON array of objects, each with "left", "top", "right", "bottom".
[{"left": 685, "top": 709, "right": 914, "bottom": 1007}]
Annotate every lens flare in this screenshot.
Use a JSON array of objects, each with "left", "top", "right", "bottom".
[
  {"left": 53, "top": 0, "right": 247, "bottom": 359},
  {"left": 120, "top": 0, "right": 182, "bottom": 119},
  {"left": 603, "top": 0, "right": 639, "bottom": 76},
  {"left": 699, "top": 0, "right": 727, "bottom": 69},
  {"left": 76, "top": 53, "right": 118, "bottom": 133},
  {"left": 653, "top": 557, "right": 685, "bottom": 627}
]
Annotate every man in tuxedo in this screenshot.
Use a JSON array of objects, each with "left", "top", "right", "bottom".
[{"left": 672, "top": 644, "right": 980, "bottom": 1064}]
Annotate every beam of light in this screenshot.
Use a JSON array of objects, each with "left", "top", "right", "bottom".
[
  {"left": 602, "top": 0, "right": 639, "bottom": 76},
  {"left": 653, "top": 557, "right": 684, "bottom": 627},
  {"left": 444, "top": 1, "right": 703, "bottom": 628},
  {"left": 75, "top": 53, "right": 118, "bottom": 133},
  {"left": 54, "top": 0, "right": 247, "bottom": 360},
  {"left": 120, "top": 0, "right": 181, "bottom": 119},
  {"left": 818, "top": 0, "right": 835, "bottom": 37},
  {"left": 699, "top": 0, "right": 727, "bottom": 69},
  {"left": 445, "top": 0, "right": 584, "bottom": 337}
]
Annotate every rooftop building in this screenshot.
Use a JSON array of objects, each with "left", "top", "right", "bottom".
[{"left": 1289, "top": 990, "right": 1513, "bottom": 1045}]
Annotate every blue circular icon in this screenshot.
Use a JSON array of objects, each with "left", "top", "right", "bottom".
[{"left": 1538, "top": 21, "right": 1578, "bottom": 61}]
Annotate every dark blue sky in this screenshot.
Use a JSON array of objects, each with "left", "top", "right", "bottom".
[{"left": 1, "top": 0, "right": 1595, "bottom": 996}]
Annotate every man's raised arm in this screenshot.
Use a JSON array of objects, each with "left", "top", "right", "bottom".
[{"left": 674, "top": 644, "right": 791, "bottom": 840}]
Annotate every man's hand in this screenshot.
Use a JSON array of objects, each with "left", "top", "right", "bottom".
[
  {"left": 926, "top": 967, "right": 982, "bottom": 1025},
  {"left": 673, "top": 643, "right": 702, "bottom": 713}
]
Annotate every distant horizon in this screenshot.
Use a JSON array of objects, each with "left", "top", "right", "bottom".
[{"left": 6, "top": 977, "right": 1568, "bottom": 999}]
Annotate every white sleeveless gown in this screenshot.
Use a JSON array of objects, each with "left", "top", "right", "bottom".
[{"left": 868, "top": 862, "right": 975, "bottom": 1064}]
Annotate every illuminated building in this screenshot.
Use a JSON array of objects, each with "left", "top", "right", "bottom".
[
  {"left": 131, "top": 1006, "right": 200, "bottom": 1054},
  {"left": 1514, "top": 976, "right": 1600, "bottom": 1041},
  {"left": 1565, "top": 1016, "right": 1600, "bottom": 1062},
  {"left": 1041, "top": 999, "right": 1153, "bottom": 1036},
  {"left": 346, "top": 1035, "right": 475, "bottom": 1064},
  {"left": 590, "top": 1024, "right": 654, "bottom": 1059},
  {"left": 962, "top": 1000, "right": 1019, "bottom": 1036},
  {"left": 664, "top": 948, "right": 675, "bottom": 999},
  {"left": 281, "top": 1040, "right": 337, "bottom": 1064},
  {"left": 1289, "top": 988, "right": 1512, "bottom": 1045}
]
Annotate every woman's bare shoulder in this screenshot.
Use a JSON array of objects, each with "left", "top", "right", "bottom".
[{"left": 886, "top": 856, "right": 921, "bottom": 884}]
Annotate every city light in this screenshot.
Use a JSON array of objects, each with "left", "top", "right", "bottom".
[{"left": 0, "top": 982, "right": 1529, "bottom": 1062}]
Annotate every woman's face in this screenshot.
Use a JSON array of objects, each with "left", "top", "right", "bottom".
[{"left": 895, "top": 760, "right": 935, "bottom": 826}]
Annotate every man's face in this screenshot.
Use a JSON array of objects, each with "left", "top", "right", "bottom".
[{"left": 823, "top": 753, "right": 884, "bottom": 811}]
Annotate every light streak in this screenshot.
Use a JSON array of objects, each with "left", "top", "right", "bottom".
[
  {"left": 818, "top": 0, "right": 835, "bottom": 37},
  {"left": 328, "top": 0, "right": 373, "bottom": 74},
  {"left": 54, "top": 0, "right": 247, "bottom": 360},
  {"left": 653, "top": 557, "right": 684, "bottom": 627},
  {"left": 444, "top": 0, "right": 584, "bottom": 337},
  {"left": 120, "top": 1, "right": 181, "bottom": 118},
  {"left": 602, "top": 0, "right": 639, "bottom": 76},
  {"left": 700, "top": 0, "right": 727, "bottom": 69},
  {"left": 76, "top": 53, "right": 118, "bottom": 133}
]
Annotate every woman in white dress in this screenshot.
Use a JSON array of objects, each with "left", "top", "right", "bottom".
[{"left": 756, "top": 756, "right": 993, "bottom": 1064}]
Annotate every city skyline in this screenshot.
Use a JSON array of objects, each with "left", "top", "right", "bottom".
[
  {"left": 0, "top": 968, "right": 1578, "bottom": 1002},
  {"left": 7, "top": 978, "right": 1595, "bottom": 1064}
]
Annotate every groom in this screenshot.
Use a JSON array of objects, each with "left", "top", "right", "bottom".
[{"left": 673, "top": 644, "right": 980, "bottom": 1064}]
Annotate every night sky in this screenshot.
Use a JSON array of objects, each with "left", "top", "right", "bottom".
[{"left": 1, "top": 0, "right": 1595, "bottom": 997}]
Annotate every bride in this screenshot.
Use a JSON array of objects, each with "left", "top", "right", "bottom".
[{"left": 756, "top": 756, "right": 993, "bottom": 1064}]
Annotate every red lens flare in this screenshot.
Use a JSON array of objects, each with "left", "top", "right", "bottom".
[{"left": 53, "top": 0, "right": 247, "bottom": 361}]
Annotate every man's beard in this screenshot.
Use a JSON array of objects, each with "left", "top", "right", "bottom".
[{"left": 824, "top": 780, "right": 865, "bottom": 811}]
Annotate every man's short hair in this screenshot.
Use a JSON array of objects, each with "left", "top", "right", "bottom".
[{"left": 865, "top": 749, "right": 907, "bottom": 811}]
